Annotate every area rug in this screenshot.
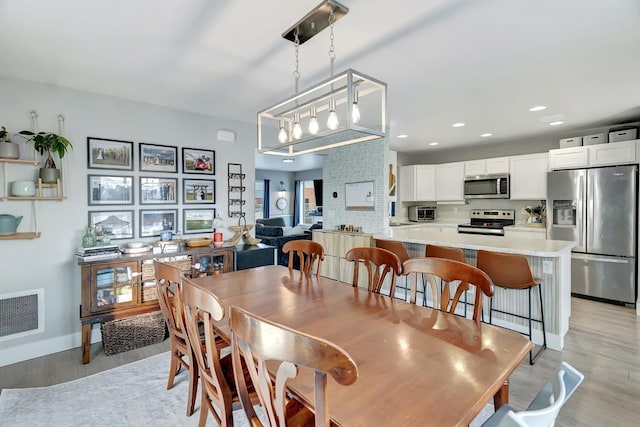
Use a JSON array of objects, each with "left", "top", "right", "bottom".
[{"left": 0, "top": 352, "right": 252, "bottom": 427}]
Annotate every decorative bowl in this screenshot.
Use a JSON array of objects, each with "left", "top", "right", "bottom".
[{"left": 10, "top": 180, "right": 36, "bottom": 197}]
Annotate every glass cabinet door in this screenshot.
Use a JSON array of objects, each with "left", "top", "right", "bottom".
[
  {"left": 91, "top": 262, "right": 138, "bottom": 312},
  {"left": 192, "top": 253, "right": 226, "bottom": 277}
]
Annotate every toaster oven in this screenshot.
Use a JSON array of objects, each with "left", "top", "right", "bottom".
[{"left": 408, "top": 206, "right": 436, "bottom": 222}]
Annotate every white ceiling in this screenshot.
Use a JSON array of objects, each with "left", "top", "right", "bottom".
[{"left": 2, "top": 0, "right": 640, "bottom": 171}]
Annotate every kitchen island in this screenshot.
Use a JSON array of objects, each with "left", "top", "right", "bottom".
[{"left": 373, "top": 229, "right": 576, "bottom": 351}]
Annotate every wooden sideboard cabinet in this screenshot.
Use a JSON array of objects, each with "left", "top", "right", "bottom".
[
  {"left": 312, "top": 230, "right": 372, "bottom": 286},
  {"left": 78, "top": 246, "right": 233, "bottom": 364}
]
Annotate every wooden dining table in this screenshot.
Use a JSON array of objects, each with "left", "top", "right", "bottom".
[{"left": 189, "top": 265, "right": 532, "bottom": 426}]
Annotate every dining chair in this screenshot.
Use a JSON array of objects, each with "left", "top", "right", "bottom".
[
  {"left": 375, "top": 239, "right": 410, "bottom": 299},
  {"left": 181, "top": 275, "right": 237, "bottom": 427},
  {"left": 403, "top": 257, "right": 494, "bottom": 325},
  {"left": 229, "top": 305, "right": 358, "bottom": 427},
  {"left": 282, "top": 239, "right": 325, "bottom": 276},
  {"left": 481, "top": 361, "right": 584, "bottom": 427},
  {"left": 424, "top": 244, "right": 468, "bottom": 308},
  {"left": 154, "top": 261, "right": 199, "bottom": 417},
  {"left": 477, "top": 249, "right": 547, "bottom": 364},
  {"left": 345, "top": 246, "right": 402, "bottom": 297}
]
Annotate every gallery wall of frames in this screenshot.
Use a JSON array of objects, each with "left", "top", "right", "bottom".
[{"left": 86, "top": 136, "right": 218, "bottom": 239}]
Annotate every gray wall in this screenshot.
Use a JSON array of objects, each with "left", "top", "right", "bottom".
[{"left": 0, "top": 76, "right": 256, "bottom": 366}]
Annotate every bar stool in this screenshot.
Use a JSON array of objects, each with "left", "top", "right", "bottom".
[
  {"left": 425, "top": 245, "right": 468, "bottom": 311},
  {"left": 375, "top": 239, "right": 410, "bottom": 300},
  {"left": 476, "top": 249, "right": 547, "bottom": 365}
]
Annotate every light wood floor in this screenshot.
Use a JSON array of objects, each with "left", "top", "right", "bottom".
[{"left": 1, "top": 297, "right": 639, "bottom": 426}]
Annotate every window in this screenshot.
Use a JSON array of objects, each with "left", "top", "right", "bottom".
[
  {"left": 255, "top": 180, "right": 265, "bottom": 220},
  {"left": 299, "top": 180, "right": 317, "bottom": 225}
]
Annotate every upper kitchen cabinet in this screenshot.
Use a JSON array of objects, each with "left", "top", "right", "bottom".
[
  {"left": 588, "top": 140, "right": 636, "bottom": 166},
  {"left": 435, "top": 162, "right": 465, "bottom": 202},
  {"left": 464, "top": 157, "right": 510, "bottom": 176},
  {"left": 399, "top": 165, "right": 435, "bottom": 202},
  {"left": 549, "top": 140, "right": 638, "bottom": 170},
  {"left": 510, "top": 153, "right": 549, "bottom": 200}
]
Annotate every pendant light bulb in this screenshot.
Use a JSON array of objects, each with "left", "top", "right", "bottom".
[
  {"left": 292, "top": 113, "right": 302, "bottom": 140},
  {"left": 327, "top": 99, "right": 339, "bottom": 130},
  {"left": 278, "top": 119, "right": 288, "bottom": 143},
  {"left": 308, "top": 106, "right": 319, "bottom": 135},
  {"left": 351, "top": 90, "right": 360, "bottom": 123}
]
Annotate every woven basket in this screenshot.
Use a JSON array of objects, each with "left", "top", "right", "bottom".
[
  {"left": 101, "top": 311, "right": 166, "bottom": 355},
  {"left": 141, "top": 257, "right": 192, "bottom": 281},
  {"left": 141, "top": 282, "right": 159, "bottom": 302}
]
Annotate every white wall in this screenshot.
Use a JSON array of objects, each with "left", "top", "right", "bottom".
[{"left": 0, "top": 76, "right": 255, "bottom": 366}]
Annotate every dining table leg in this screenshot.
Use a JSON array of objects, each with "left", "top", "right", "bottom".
[{"left": 493, "top": 379, "right": 509, "bottom": 409}]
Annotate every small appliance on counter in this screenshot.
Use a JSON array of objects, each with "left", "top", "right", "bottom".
[
  {"left": 408, "top": 206, "right": 436, "bottom": 222},
  {"left": 457, "top": 209, "right": 515, "bottom": 236}
]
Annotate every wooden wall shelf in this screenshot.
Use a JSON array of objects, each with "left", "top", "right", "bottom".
[
  {"left": 0, "top": 232, "right": 41, "bottom": 240},
  {"left": 2, "top": 196, "right": 65, "bottom": 201},
  {"left": 0, "top": 158, "right": 39, "bottom": 165}
]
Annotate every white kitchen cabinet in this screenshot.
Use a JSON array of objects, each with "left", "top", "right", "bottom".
[
  {"left": 465, "top": 157, "right": 510, "bottom": 176},
  {"left": 548, "top": 146, "right": 588, "bottom": 170},
  {"left": 435, "top": 162, "right": 465, "bottom": 202},
  {"left": 510, "top": 153, "right": 549, "bottom": 200},
  {"left": 399, "top": 164, "right": 435, "bottom": 202},
  {"left": 588, "top": 140, "right": 637, "bottom": 166}
]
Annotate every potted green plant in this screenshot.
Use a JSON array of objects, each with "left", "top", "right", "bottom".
[
  {"left": 18, "top": 130, "right": 73, "bottom": 183},
  {"left": 0, "top": 126, "right": 21, "bottom": 159}
]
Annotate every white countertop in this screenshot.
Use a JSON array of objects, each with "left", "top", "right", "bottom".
[{"left": 374, "top": 229, "right": 575, "bottom": 257}]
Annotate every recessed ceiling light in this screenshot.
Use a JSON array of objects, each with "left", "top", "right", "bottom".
[
  {"left": 397, "top": 134, "right": 409, "bottom": 139},
  {"left": 529, "top": 106, "right": 547, "bottom": 112},
  {"left": 480, "top": 133, "right": 492, "bottom": 138},
  {"left": 549, "top": 121, "right": 564, "bottom": 126},
  {"left": 428, "top": 142, "right": 439, "bottom": 146},
  {"left": 452, "top": 122, "right": 465, "bottom": 128},
  {"left": 282, "top": 158, "right": 294, "bottom": 163}
]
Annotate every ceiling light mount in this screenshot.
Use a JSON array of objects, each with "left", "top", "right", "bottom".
[{"left": 282, "top": 0, "right": 349, "bottom": 44}]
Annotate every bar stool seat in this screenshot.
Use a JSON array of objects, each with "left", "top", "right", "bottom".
[{"left": 476, "top": 249, "right": 547, "bottom": 365}]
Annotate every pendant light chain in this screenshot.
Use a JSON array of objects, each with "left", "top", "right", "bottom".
[
  {"left": 328, "top": 9, "right": 336, "bottom": 77},
  {"left": 293, "top": 27, "right": 300, "bottom": 95}
]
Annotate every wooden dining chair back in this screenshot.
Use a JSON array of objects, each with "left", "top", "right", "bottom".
[
  {"left": 181, "top": 276, "right": 234, "bottom": 427},
  {"left": 375, "top": 239, "right": 411, "bottom": 300},
  {"left": 345, "top": 247, "right": 402, "bottom": 297},
  {"left": 282, "top": 239, "right": 325, "bottom": 276},
  {"left": 154, "top": 261, "right": 198, "bottom": 416},
  {"left": 403, "top": 257, "right": 494, "bottom": 324},
  {"left": 230, "top": 305, "right": 358, "bottom": 427}
]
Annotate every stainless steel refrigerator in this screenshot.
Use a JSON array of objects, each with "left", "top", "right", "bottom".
[{"left": 547, "top": 165, "right": 637, "bottom": 303}]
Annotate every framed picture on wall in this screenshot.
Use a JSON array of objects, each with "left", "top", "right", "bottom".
[
  {"left": 139, "top": 209, "right": 178, "bottom": 238},
  {"left": 183, "top": 178, "right": 215, "bottom": 204},
  {"left": 87, "top": 137, "right": 134, "bottom": 170},
  {"left": 182, "top": 147, "right": 215, "bottom": 175},
  {"left": 87, "top": 175, "right": 134, "bottom": 205},
  {"left": 139, "top": 176, "right": 177, "bottom": 204},
  {"left": 88, "top": 210, "right": 134, "bottom": 240},
  {"left": 183, "top": 208, "right": 216, "bottom": 234},
  {"left": 139, "top": 143, "right": 178, "bottom": 173}
]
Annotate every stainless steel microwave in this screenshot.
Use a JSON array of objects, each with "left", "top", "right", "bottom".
[
  {"left": 463, "top": 174, "right": 510, "bottom": 199},
  {"left": 408, "top": 206, "right": 437, "bottom": 222}
]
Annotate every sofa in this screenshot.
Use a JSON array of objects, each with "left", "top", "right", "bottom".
[{"left": 255, "top": 218, "right": 311, "bottom": 267}]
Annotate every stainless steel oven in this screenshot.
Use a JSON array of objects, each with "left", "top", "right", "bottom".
[{"left": 464, "top": 174, "right": 510, "bottom": 199}]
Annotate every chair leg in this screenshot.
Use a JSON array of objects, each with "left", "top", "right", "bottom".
[
  {"left": 186, "top": 352, "right": 198, "bottom": 416},
  {"left": 198, "top": 382, "right": 209, "bottom": 427},
  {"left": 528, "top": 285, "right": 546, "bottom": 365},
  {"left": 167, "top": 346, "right": 180, "bottom": 389}
]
